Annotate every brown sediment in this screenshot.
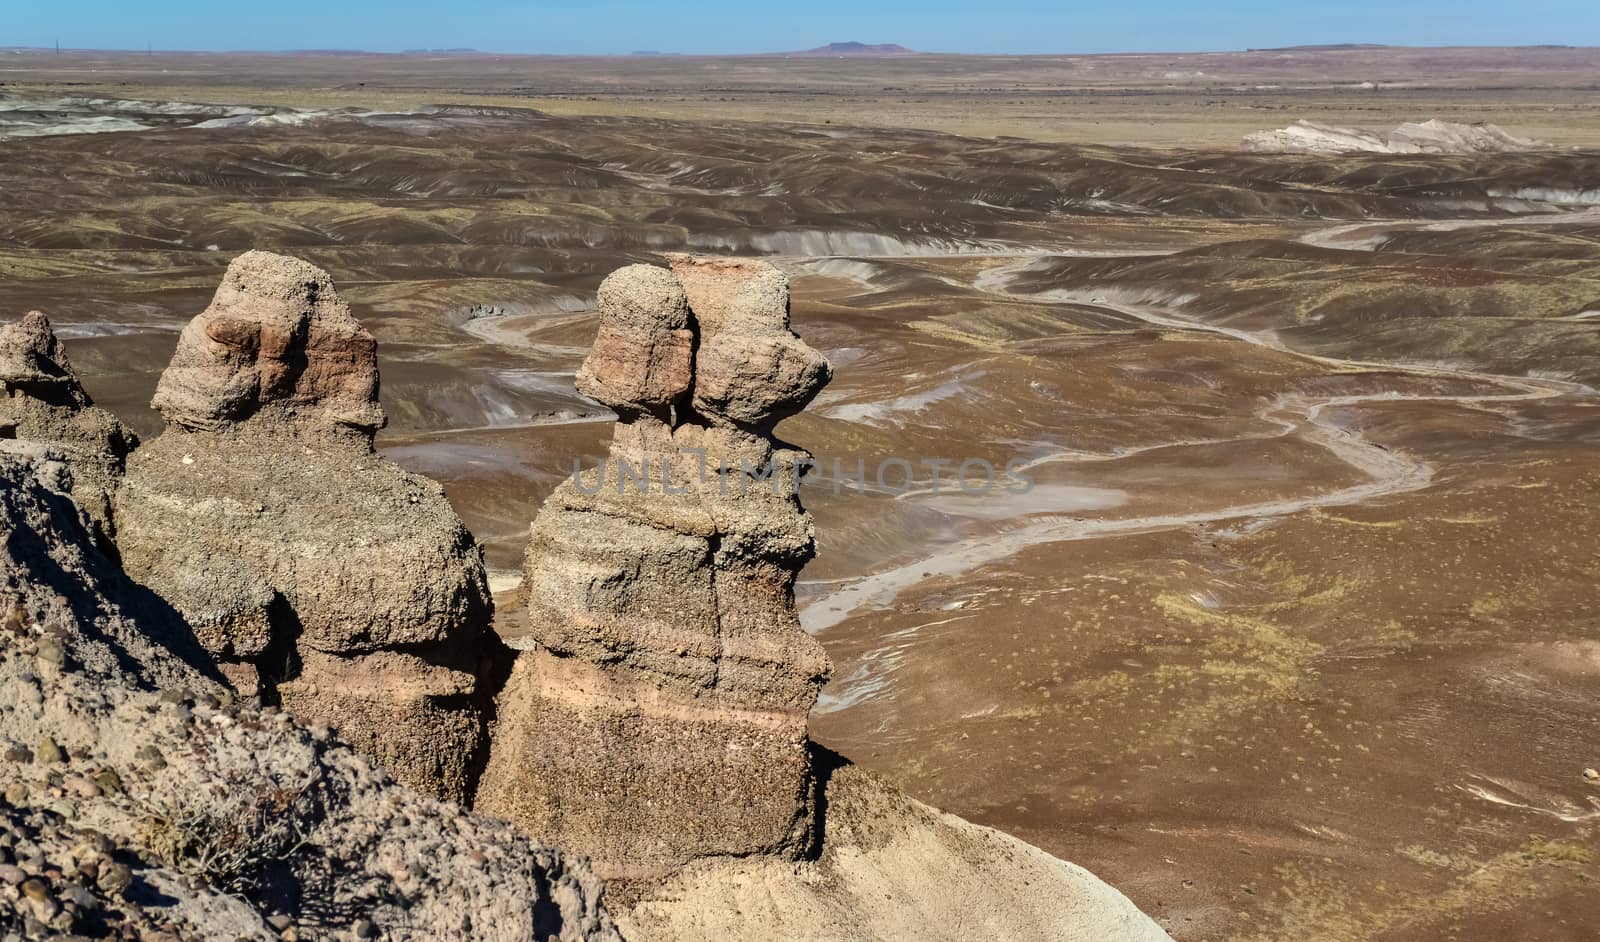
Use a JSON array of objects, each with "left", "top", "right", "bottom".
[{"left": 1, "top": 65, "right": 1598, "bottom": 938}]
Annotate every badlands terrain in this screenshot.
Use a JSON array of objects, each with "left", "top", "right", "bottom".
[{"left": 2, "top": 44, "right": 1600, "bottom": 940}]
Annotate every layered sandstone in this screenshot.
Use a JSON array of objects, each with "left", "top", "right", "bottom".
[
  {"left": 114, "top": 251, "right": 495, "bottom": 802},
  {"left": 477, "top": 256, "right": 833, "bottom": 882},
  {"left": 0, "top": 311, "right": 137, "bottom": 542}
]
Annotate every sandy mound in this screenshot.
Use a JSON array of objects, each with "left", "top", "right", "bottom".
[{"left": 620, "top": 757, "right": 1169, "bottom": 942}]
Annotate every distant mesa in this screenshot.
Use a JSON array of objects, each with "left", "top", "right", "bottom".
[{"left": 786, "top": 41, "right": 918, "bottom": 57}]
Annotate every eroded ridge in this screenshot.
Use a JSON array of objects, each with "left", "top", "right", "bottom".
[
  {"left": 113, "top": 251, "right": 496, "bottom": 802},
  {"left": 477, "top": 255, "right": 834, "bottom": 882}
]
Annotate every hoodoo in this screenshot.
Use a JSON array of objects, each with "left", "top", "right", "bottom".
[
  {"left": 477, "top": 256, "right": 833, "bottom": 881},
  {"left": 113, "top": 251, "right": 496, "bottom": 802},
  {"left": 478, "top": 255, "right": 1172, "bottom": 942}
]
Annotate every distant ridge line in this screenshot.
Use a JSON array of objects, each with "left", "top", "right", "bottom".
[{"left": 781, "top": 41, "right": 919, "bottom": 57}]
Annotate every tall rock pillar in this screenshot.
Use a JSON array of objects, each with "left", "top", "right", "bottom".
[{"left": 477, "top": 256, "right": 832, "bottom": 882}]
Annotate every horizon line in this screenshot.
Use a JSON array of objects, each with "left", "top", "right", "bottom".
[{"left": 3, "top": 41, "right": 1598, "bottom": 58}]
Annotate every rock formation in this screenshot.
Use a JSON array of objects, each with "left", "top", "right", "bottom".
[
  {"left": 113, "top": 251, "right": 495, "bottom": 803},
  {"left": 1241, "top": 118, "right": 1547, "bottom": 155},
  {"left": 477, "top": 255, "right": 834, "bottom": 883},
  {"left": 472, "top": 255, "right": 1172, "bottom": 941},
  {"left": 0, "top": 452, "right": 618, "bottom": 941},
  {"left": 1, "top": 250, "right": 1175, "bottom": 942},
  {"left": 0, "top": 311, "right": 137, "bottom": 542}
]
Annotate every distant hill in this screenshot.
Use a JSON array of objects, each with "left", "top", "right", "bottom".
[{"left": 785, "top": 42, "right": 918, "bottom": 57}]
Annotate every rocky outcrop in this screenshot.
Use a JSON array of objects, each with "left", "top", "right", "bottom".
[
  {"left": 1241, "top": 118, "right": 1547, "bottom": 155},
  {"left": 477, "top": 256, "right": 833, "bottom": 883},
  {"left": 0, "top": 452, "right": 618, "bottom": 941},
  {"left": 150, "top": 251, "right": 384, "bottom": 438},
  {"left": 2, "top": 249, "right": 1175, "bottom": 942},
  {"left": 0, "top": 311, "right": 137, "bottom": 542},
  {"left": 113, "top": 251, "right": 495, "bottom": 802}
]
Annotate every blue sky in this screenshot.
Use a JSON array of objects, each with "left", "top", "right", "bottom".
[{"left": 7, "top": 0, "right": 1598, "bottom": 55}]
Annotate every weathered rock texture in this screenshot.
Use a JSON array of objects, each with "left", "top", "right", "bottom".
[
  {"left": 114, "top": 251, "right": 495, "bottom": 802},
  {"left": 0, "top": 311, "right": 137, "bottom": 542},
  {"left": 151, "top": 251, "right": 384, "bottom": 437},
  {"left": 478, "top": 256, "right": 833, "bottom": 883},
  {"left": 0, "top": 453, "right": 619, "bottom": 941}
]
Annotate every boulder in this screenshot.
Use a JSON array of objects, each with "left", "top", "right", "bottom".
[{"left": 151, "top": 250, "right": 384, "bottom": 436}]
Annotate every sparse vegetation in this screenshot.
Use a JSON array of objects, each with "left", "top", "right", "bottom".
[{"left": 138, "top": 776, "right": 317, "bottom": 893}]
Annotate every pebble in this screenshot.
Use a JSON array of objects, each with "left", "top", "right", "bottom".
[
  {"left": 19, "top": 877, "right": 49, "bottom": 902},
  {"left": 35, "top": 639, "right": 65, "bottom": 667},
  {"left": 97, "top": 862, "right": 132, "bottom": 898},
  {"left": 63, "top": 777, "right": 100, "bottom": 800},
  {"left": 72, "top": 832, "right": 111, "bottom": 857},
  {"left": 1584, "top": 767, "right": 1599, "bottom": 782},
  {"left": 0, "top": 863, "right": 24, "bottom": 885},
  {"left": 34, "top": 738, "right": 63, "bottom": 765},
  {"left": 59, "top": 881, "right": 97, "bottom": 909}
]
